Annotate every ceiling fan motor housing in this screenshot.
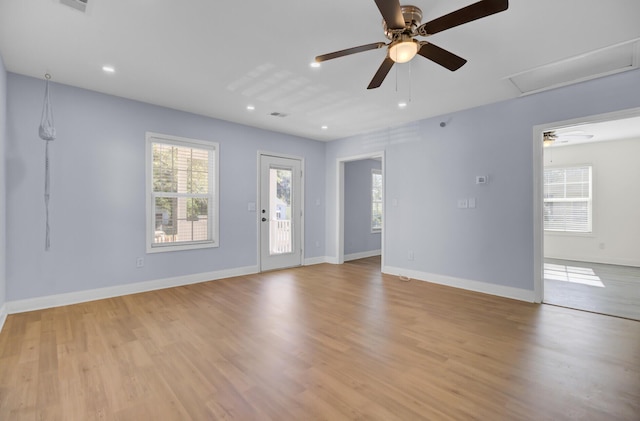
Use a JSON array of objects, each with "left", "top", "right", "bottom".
[{"left": 384, "top": 5, "right": 423, "bottom": 39}]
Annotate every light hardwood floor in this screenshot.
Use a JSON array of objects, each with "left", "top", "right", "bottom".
[
  {"left": 544, "top": 258, "right": 640, "bottom": 320},
  {"left": 1, "top": 257, "right": 639, "bottom": 420}
]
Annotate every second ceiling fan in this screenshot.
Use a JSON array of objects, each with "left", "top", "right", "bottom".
[{"left": 315, "top": 0, "right": 509, "bottom": 89}]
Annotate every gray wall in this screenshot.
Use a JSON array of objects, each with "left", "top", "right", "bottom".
[
  {"left": 0, "top": 54, "right": 6, "bottom": 309},
  {"left": 4, "top": 67, "right": 640, "bottom": 304},
  {"left": 325, "top": 69, "right": 640, "bottom": 292},
  {"left": 6, "top": 73, "right": 326, "bottom": 301},
  {"left": 344, "top": 159, "right": 381, "bottom": 256}
]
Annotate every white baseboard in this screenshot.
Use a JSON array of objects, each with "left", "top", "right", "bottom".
[
  {"left": 0, "top": 303, "right": 7, "bottom": 333},
  {"left": 6, "top": 265, "right": 259, "bottom": 315},
  {"left": 383, "top": 266, "right": 535, "bottom": 303},
  {"left": 304, "top": 256, "right": 329, "bottom": 266},
  {"left": 344, "top": 250, "right": 381, "bottom": 262},
  {"left": 545, "top": 254, "right": 640, "bottom": 268}
]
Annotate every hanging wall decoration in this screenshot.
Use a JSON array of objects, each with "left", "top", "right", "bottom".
[{"left": 39, "top": 74, "right": 56, "bottom": 250}]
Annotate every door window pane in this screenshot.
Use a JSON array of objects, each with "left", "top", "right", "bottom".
[{"left": 269, "top": 168, "right": 292, "bottom": 255}]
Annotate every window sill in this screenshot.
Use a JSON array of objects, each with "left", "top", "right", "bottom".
[
  {"left": 544, "top": 230, "right": 594, "bottom": 238},
  {"left": 147, "top": 241, "right": 218, "bottom": 254}
]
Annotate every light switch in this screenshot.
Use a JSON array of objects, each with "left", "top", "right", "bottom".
[
  {"left": 458, "top": 199, "right": 468, "bottom": 209},
  {"left": 248, "top": 202, "right": 256, "bottom": 212},
  {"left": 468, "top": 198, "right": 476, "bottom": 208}
]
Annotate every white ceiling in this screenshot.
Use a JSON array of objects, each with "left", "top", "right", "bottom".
[
  {"left": 550, "top": 115, "right": 640, "bottom": 147},
  {"left": 1, "top": 0, "right": 640, "bottom": 141}
]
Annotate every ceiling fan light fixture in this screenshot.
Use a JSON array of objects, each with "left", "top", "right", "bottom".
[
  {"left": 543, "top": 131, "right": 556, "bottom": 147},
  {"left": 389, "top": 38, "right": 418, "bottom": 63}
]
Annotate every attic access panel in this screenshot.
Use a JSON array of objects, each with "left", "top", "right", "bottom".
[{"left": 60, "top": 0, "right": 88, "bottom": 13}]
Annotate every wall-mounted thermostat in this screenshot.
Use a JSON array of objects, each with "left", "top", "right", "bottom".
[{"left": 476, "top": 175, "right": 488, "bottom": 184}]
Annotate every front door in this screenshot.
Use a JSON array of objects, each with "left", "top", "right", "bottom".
[{"left": 259, "top": 154, "right": 302, "bottom": 271}]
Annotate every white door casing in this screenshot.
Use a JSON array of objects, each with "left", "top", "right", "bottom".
[{"left": 259, "top": 154, "right": 303, "bottom": 271}]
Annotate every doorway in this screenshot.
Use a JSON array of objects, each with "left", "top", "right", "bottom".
[
  {"left": 534, "top": 108, "right": 640, "bottom": 319},
  {"left": 336, "top": 152, "right": 385, "bottom": 268},
  {"left": 259, "top": 154, "right": 303, "bottom": 271}
]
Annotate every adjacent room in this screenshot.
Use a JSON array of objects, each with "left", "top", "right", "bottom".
[
  {"left": 1, "top": 0, "right": 639, "bottom": 419},
  {"left": 542, "top": 116, "right": 640, "bottom": 320}
]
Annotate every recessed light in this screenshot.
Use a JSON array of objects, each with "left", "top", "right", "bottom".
[
  {"left": 102, "top": 65, "right": 115, "bottom": 73},
  {"left": 246, "top": 105, "right": 255, "bottom": 111},
  {"left": 398, "top": 102, "right": 408, "bottom": 108},
  {"left": 310, "top": 62, "right": 321, "bottom": 68},
  {"left": 321, "top": 125, "right": 328, "bottom": 130}
]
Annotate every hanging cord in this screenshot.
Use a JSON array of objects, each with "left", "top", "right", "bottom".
[
  {"left": 39, "top": 74, "right": 56, "bottom": 251},
  {"left": 44, "top": 140, "right": 51, "bottom": 250}
]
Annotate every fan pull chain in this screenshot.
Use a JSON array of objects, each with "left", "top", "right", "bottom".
[{"left": 408, "top": 61, "right": 412, "bottom": 105}]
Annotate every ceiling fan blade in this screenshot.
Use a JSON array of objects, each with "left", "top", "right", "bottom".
[
  {"left": 417, "top": 43, "right": 467, "bottom": 71},
  {"left": 315, "top": 42, "right": 386, "bottom": 62},
  {"left": 374, "top": 0, "right": 405, "bottom": 30},
  {"left": 367, "top": 57, "right": 395, "bottom": 89},
  {"left": 417, "top": 0, "right": 508, "bottom": 36}
]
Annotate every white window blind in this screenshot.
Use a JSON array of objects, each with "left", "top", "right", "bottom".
[
  {"left": 371, "top": 169, "right": 382, "bottom": 232},
  {"left": 543, "top": 166, "right": 592, "bottom": 233},
  {"left": 146, "top": 133, "right": 218, "bottom": 252}
]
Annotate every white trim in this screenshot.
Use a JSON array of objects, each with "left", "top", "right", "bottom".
[
  {"left": 325, "top": 256, "right": 340, "bottom": 265},
  {"left": 304, "top": 256, "right": 329, "bottom": 266},
  {"left": 145, "top": 132, "right": 220, "bottom": 254},
  {"left": 257, "top": 152, "right": 305, "bottom": 272},
  {"left": 0, "top": 303, "right": 7, "bottom": 333},
  {"left": 383, "top": 266, "right": 535, "bottom": 303},
  {"left": 5, "top": 265, "right": 259, "bottom": 315},
  {"left": 336, "top": 152, "right": 385, "bottom": 267},
  {"left": 345, "top": 249, "right": 381, "bottom": 262},
  {"left": 532, "top": 106, "right": 640, "bottom": 304},
  {"left": 544, "top": 254, "right": 640, "bottom": 268}
]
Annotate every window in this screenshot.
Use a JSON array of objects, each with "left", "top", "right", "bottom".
[
  {"left": 146, "top": 132, "right": 218, "bottom": 252},
  {"left": 371, "top": 168, "right": 382, "bottom": 232},
  {"left": 544, "top": 165, "right": 592, "bottom": 233}
]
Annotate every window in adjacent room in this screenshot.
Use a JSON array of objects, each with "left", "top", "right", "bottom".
[
  {"left": 371, "top": 168, "right": 383, "bottom": 232},
  {"left": 146, "top": 132, "right": 219, "bottom": 252},
  {"left": 543, "top": 165, "right": 592, "bottom": 233}
]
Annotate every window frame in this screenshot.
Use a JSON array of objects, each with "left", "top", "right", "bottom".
[
  {"left": 543, "top": 165, "right": 593, "bottom": 234},
  {"left": 145, "top": 132, "right": 219, "bottom": 253},
  {"left": 371, "top": 168, "right": 382, "bottom": 233}
]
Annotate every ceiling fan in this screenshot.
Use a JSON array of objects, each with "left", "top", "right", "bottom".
[
  {"left": 315, "top": 0, "right": 509, "bottom": 89},
  {"left": 543, "top": 130, "right": 595, "bottom": 147}
]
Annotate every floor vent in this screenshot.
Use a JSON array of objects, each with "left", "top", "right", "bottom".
[
  {"left": 507, "top": 39, "right": 639, "bottom": 96},
  {"left": 60, "top": 0, "right": 88, "bottom": 12}
]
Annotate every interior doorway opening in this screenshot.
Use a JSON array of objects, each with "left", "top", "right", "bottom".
[
  {"left": 336, "top": 152, "right": 385, "bottom": 269},
  {"left": 534, "top": 108, "right": 640, "bottom": 320}
]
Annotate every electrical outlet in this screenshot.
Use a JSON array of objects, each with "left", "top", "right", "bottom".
[{"left": 136, "top": 257, "right": 144, "bottom": 268}]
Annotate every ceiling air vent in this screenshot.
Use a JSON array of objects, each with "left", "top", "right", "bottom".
[
  {"left": 60, "top": 0, "right": 88, "bottom": 12},
  {"left": 270, "top": 112, "right": 288, "bottom": 118}
]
